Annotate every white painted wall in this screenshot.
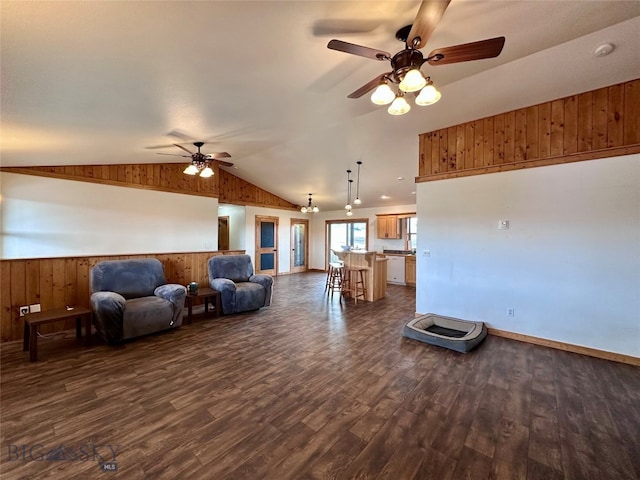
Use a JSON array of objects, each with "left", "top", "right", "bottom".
[
  {"left": 218, "top": 204, "right": 246, "bottom": 251},
  {"left": 308, "top": 204, "right": 417, "bottom": 269},
  {"left": 416, "top": 154, "right": 640, "bottom": 357},
  {"left": 0, "top": 173, "right": 219, "bottom": 259}
]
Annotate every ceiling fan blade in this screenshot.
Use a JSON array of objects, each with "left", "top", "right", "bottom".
[
  {"left": 407, "top": 0, "right": 451, "bottom": 50},
  {"left": 167, "top": 129, "right": 196, "bottom": 141},
  {"left": 156, "top": 153, "right": 190, "bottom": 158},
  {"left": 313, "top": 19, "right": 380, "bottom": 36},
  {"left": 348, "top": 72, "right": 391, "bottom": 99},
  {"left": 214, "top": 160, "right": 234, "bottom": 168},
  {"left": 206, "top": 152, "right": 232, "bottom": 159},
  {"left": 328, "top": 39, "right": 390, "bottom": 61},
  {"left": 174, "top": 144, "right": 194, "bottom": 154},
  {"left": 427, "top": 36, "right": 505, "bottom": 65}
]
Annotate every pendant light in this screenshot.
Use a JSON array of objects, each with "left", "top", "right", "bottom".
[
  {"left": 353, "top": 160, "right": 362, "bottom": 205},
  {"left": 345, "top": 169, "right": 352, "bottom": 211},
  {"left": 301, "top": 193, "right": 319, "bottom": 213}
]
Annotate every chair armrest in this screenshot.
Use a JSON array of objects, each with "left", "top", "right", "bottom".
[
  {"left": 249, "top": 274, "right": 273, "bottom": 288},
  {"left": 210, "top": 278, "right": 236, "bottom": 314},
  {"left": 154, "top": 284, "right": 187, "bottom": 305},
  {"left": 249, "top": 274, "right": 273, "bottom": 307},
  {"left": 210, "top": 278, "right": 236, "bottom": 293},
  {"left": 155, "top": 284, "right": 187, "bottom": 326},
  {"left": 91, "top": 291, "right": 126, "bottom": 343}
]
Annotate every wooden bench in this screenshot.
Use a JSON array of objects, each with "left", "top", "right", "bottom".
[{"left": 23, "top": 306, "right": 93, "bottom": 362}]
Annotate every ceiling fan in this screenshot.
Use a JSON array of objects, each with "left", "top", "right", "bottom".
[
  {"left": 327, "top": 0, "right": 505, "bottom": 115},
  {"left": 156, "top": 142, "right": 233, "bottom": 177}
]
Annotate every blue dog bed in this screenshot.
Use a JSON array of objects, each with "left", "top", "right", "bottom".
[{"left": 403, "top": 314, "right": 487, "bottom": 353}]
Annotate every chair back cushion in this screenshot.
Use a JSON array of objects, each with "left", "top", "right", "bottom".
[
  {"left": 208, "top": 255, "right": 254, "bottom": 283},
  {"left": 91, "top": 258, "right": 167, "bottom": 299}
]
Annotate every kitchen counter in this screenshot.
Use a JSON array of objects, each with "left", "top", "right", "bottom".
[{"left": 332, "top": 250, "right": 387, "bottom": 301}]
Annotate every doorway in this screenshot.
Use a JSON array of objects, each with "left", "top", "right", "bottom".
[
  {"left": 218, "top": 216, "right": 230, "bottom": 250},
  {"left": 255, "top": 215, "right": 278, "bottom": 275},
  {"left": 290, "top": 218, "right": 309, "bottom": 273}
]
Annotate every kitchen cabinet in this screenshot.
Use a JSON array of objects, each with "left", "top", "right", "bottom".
[
  {"left": 405, "top": 256, "right": 416, "bottom": 286},
  {"left": 387, "top": 255, "right": 405, "bottom": 285},
  {"left": 376, "top": 215, "right": 401, "bottom": 239}
]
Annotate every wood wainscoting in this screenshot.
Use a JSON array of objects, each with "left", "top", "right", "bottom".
[
  {"left": 417, "top": 78, "right": 640, "bottom": 182},
  {"left": 0, "top": 250, "right": 244, "bottom": 343}
]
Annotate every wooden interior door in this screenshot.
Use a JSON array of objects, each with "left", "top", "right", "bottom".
[
  {"left": 218, "top": 216, "right": 229, "bottom": 250},
  {"left": 255, "top": 215, "right": 278, "bottom": 275},
  {"left": 290, "top": 218, "right": 309, "bottom": 273}
]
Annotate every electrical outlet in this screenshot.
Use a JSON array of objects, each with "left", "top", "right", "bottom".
[
  {"left": 19, "top": 306, "right": 29, "bottom": 317},
  {"left": 507, "top": 308, "right": 515, "bottom": 317},
  {"left": 30, "top": 303, "right": 41, "bottom": 313}
]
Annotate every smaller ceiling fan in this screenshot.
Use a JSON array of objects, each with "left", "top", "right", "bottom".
[
  {"left": 327, "top": 0, "right": 505, "bottom": 115},
  {"left": 156, "top": 142, "right": 233, "bottom": 177}
]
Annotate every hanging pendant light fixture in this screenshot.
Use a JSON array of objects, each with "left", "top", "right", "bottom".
[
  {"left": 345, "top": 170, "right": 352, "bottom": 212},
  {"left": 301, "top": 193, "right": 319, "bottom": 213},
  {"left": 353, "top": 160, "right": 362, "bottom": 205}
]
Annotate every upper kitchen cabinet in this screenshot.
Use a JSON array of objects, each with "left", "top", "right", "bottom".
[{"left": 376, "top": 215, "right": 401, "bottom": 239}]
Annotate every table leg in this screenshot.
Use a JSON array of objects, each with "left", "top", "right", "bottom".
[
  {"left": 29, "top": 325, "right": 38, "bottom": 362},
  {"left": 215, "top": 294, "right": 221, "bottom": 317},
  {"left": 75, "top": 316, "right": 82, "bottom": 339},
  {"left": 186, "top": 298, "right": 193, "bottom": 325},
  {"left": 23, "top": 322, "right": 30, "bottom": 352},
  {"left": 204, "top": 297, "right": 209, "bottom": 315},
  {"left": 84, "top": 314, "right": 92, "bottom": 346}
]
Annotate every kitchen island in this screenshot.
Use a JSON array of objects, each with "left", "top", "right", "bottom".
[{"left": 332, "top": 250, "right": 388, "bottom": 302}]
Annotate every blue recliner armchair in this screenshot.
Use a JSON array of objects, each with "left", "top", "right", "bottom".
[
  {"left": 90, "top": 258, "right": 186, "bottom": 343},
  {"left": 208, "top": 255, "right": 273, "bottom": 314}
]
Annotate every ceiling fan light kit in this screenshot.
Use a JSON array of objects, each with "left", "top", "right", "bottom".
[
  {"left": 399, "top": 68, "right": 427, "bottom": 92},
  {"left": 415, "top": 81, "right": 442, "bottom": 106},
  {"left": 327, "top": 0, "right": 504, "bottom": 117},
  {"left": 156, "top": 141, "right": 232, "bottom": 177},
  {"left": 388, "top": 94, "right": 411, "bottom": 115},
  {"left": 371, "top": 82, "right": 396, "bottom": 105}
]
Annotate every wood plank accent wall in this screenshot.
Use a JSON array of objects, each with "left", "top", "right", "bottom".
[
  {"left": 417, "top": 79, "right": 640, "bottom": 182},
  {"left": 217, "top": 169, "right": 298, "bottom": 209},
  {"left": 0, "top": 250, "right": 244, "bottom": 343},
  {"left": 0, "top": 162, "right": 300, "bottom": 210}
]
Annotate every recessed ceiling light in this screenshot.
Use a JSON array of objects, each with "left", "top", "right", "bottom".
[
  {"left": 381, "top": 195, "right": 390, "bottom": 200},
  {"left": 594, "top": 43, "right": 614, "bottom": 57},
  {"left": 397, "top": 176, "right": 404, "bottom": 181},
  {"left": 411, "top": 191, "right": 416, "bottom": 195}
]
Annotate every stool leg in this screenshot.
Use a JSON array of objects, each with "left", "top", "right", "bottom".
[{"left": 324, "top": 267, "right": 333, "bottom": 292}]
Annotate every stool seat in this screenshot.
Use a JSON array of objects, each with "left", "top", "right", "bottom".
[{"left": 341, "top": 267, "right": 367, "bottom": 304}]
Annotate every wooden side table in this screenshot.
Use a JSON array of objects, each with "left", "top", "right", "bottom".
[
  {"left": 184, "top": 287, "right": 221, "bottom": 324},
  {"left": 22, "top": 306, "right": 93, "bottom": 362}
]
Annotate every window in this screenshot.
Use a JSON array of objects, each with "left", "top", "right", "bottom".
[
  {"left": 326, "top": 219, "right": 369, "bottom": 264},
  {"left": 405, "top": 216, "right": 417, "bottom": 251}
]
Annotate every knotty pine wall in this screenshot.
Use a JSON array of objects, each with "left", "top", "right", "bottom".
[
  {"left": 0, "top": 163, "right": 300, "bottom": 211},
  {"left": 418, "top": 79, "right": 640, "bottom": 181},
  {"left": 0, "top": 251, "right": 243, "bottom": 343}
]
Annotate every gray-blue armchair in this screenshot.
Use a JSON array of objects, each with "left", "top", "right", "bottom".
[
  {"left": 208, "top": 255, "right": 273, "bottom": 314},
  {"left": 90, "top": 258, "right": 186, "bottom": 343}
]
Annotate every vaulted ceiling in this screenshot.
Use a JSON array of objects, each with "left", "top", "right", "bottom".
[{"left": 2, "top": 1, "right": 639, "bottom": 210}]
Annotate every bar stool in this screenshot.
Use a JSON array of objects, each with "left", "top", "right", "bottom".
[
  {"left": 325, "top": 262, "right": 344, "bottom": 298},
  {"left": 341, "top": 267, "right": 367, "bottom": 304}
]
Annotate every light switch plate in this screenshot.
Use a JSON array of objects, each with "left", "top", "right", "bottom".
[{"left": 498, "top": 220, "right": 509, "bottom": 230}]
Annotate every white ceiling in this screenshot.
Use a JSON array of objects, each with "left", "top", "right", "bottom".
[{"left": 2, "top": 1, "right": 639, "bottom": 211}]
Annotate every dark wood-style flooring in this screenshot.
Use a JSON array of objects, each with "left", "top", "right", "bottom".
[{"left": 1, "top": 272, "right": 639, "bottom": 479}]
